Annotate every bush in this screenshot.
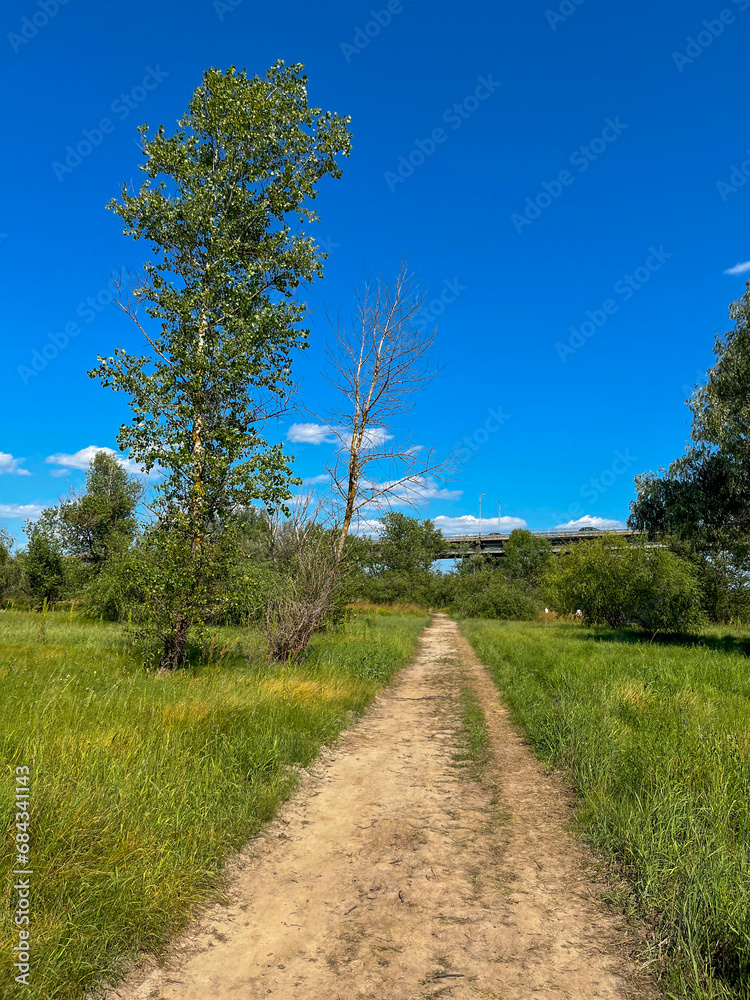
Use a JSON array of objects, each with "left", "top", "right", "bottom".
[
  {"left": 449, "top": 567, "right": 540, "bottom": 620},
  {"left": 544, "top": 534, "right": 703, "bottom": 633},
  {"left": 82, "top": 548, "right": 150, "bottom": 621},
  {"left": 357, "top": 569, "right": 449, "bottom": 609},
  {"left": 24, "top": 524, "right": 65, "bottom": 605}
]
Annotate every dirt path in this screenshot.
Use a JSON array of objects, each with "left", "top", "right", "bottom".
[{"left": 116, "top": 615, "right": 657, "bottom": 1000}]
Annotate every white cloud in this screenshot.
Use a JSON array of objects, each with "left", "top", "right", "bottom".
[
  {"left": 352, "top": 518, "right": 383, "bottom": 537},
  {"left": 287, "top": 423, "right": 394, "bottom": 451},
  {"left": 302, "top": 473, "right": 330, "bottom": 486},
  {"left": 358, "top": 427, "right": 395, "bottom": 450},
  {"left": 432, "top": 514, "right": 527, "bottom": 536},
  {"left": 0, "top": 452, "right": 31, "bottom": 476},
  {"left": 358, "top": 477, "right": 463, "bottom": 509},
  {"left": 287, "top": 423, "right": 342, "bottom": 445},
  {"left": 45, "top": 445, "right": 159, "bottom": 479},
  {"left": 555, "top": 514, "right": 627, "bottom": 531},
  {"left": 0, "top": 504, "right": 45, "bottom": 520},
  {"left": 724, "top": 261, "right": 750, "bottom": 276}
]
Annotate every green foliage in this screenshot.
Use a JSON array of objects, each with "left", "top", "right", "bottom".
[
  {"left": 81, "top": 546, "right": 150, "bottom": 621},
  {"left": 0, "top": 529, "right": 20, "bottom": 602},
  {"left": 689, "top": 281, "right": 750, "bottom": 462},
  {"left": 464, "top": 620, "right": 750, "bottom": 1000},
  {"left": 630, "top": 450, "right": 750, "bottom": 624},
  {"left": 38, "top": 452, "right": 142, "bottom": 567},
  {"left": 448, "top": 565, "right": 540, "bottom": 620},
  {"left": 371, "top": 512, "right": 444, "bottom": 575},
  {"left": 88, "top": 62, "right": 351, "bottom": 666},
  {"left": 543, "top": 534, "right": 703, "bottom": 632},
  {"left": 357, "top": 568, "right": 450, "bottom": 609},
  {"left": 0, "top": 609, "right": 426, "bottom": 1000},
  {"left": 501, "top": 528, "right": 552, "bottom": 589},
  {"left": 23, "top": 523, "right": 65, "bottom": 605},
  {"left": 629, "top": 286, "right": 750, "bottom": 625}
]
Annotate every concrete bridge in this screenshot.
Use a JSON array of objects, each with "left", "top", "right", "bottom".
[{"left": 437, "top": 527, "right": 642, "bottom": 559}]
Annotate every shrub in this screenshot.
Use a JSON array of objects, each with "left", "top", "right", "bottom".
[
  {"left": 543, "top": 534, "right": 703, "bottom": 633},
  {"left": 24, "top": 524, "right": 65, "bottom": 605},
  {"left": 449, "top": 567, "right": 540, "bottom": 620}
]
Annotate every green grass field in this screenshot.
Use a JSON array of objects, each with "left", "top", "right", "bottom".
[
  {"left": 462, "top": 620, "right": 750, "bottom": 1000},
  {"left": 0, "top": 608, "right": 427, "bottom": 1000}
]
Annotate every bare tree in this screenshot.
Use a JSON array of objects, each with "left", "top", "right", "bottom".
[
  {"left": 263, "top": 265, "right": 455, "bottom": 661},
  {"left": 321, "top": 264, "right": 456, "bottom": 568}
]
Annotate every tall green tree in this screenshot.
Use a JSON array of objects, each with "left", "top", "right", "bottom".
[
  {"left": 501, "top": 528, "right": 552, "bottom": 589},
  {"left": 89, "top": 63, "right": 351, "bottom": 668},
  {"left": 38, "top": 451, "right": 142, "bottom": 567},
  {"left": 689, "top": 282, "right": 750, "bottom": 461},
  {"left": 372, "top": 512, "right": 444, "bottom": 575},
  {"left": 629, "top": 285, "right": 750, "bottom": 621}
]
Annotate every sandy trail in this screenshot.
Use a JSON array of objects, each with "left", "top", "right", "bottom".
[{"left": 116, "top": 615, "right": 656, "bottom": 1000}]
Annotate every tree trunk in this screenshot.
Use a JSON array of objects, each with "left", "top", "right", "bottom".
[{"left": 159, "top": 617, "right": 191, "bottom": 670}]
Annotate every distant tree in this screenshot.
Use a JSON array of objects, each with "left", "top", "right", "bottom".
[
  {"left": 0, "top": 529, "right": 18, "bottom": 602},
  {"left": 89, "top": 62, "right": 351, "bottom": 668},
  {"left": 23, "top": 523, "right": 65, "bottom": 605},
  {"left": 39, "top": 451, "right": 142, "bottom": 567},
  {"left": 448, "top": 565, "right": 540, "bottom": 620},
  {"left": 501, "top": 529, "right": 552, "bottom": 589},
  {"left": 372, "top": 512, "right": 444, "bottom": 575}
]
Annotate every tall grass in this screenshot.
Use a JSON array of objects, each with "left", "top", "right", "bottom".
[
  {"left": 462, "top": 620, "right": 750, "bottom": 1000},
  {"left": 0, "top": 609, "right": 427, "bottom": 1000}
]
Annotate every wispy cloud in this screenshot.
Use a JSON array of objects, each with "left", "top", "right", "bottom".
[
  {"left": 287, "top": 423, "right": 342, "bottom": 445},
  {"left": 0, "top": 503, "right": 45, "bottom": 520},
  {"left": 555, "top": 514, "right": 626, "bottom": 530},
  {"left": 287, "top": 423, "right": 394, "bottom": 451},
  {"left": 45, "top": 445, "right": 159, "bottom": 479},
  {"left": 359, "top": 478, "right": 463, "bottom": 509},
  {"left": 352, "top": 518, "right": 383, "bottom": 537},
  {"left": 724, "top": 260, "right": 750, "bottom": 275},
  {"left": 0, "top": 452, "right": 31, "bottom": 476},
  {"left": 302, "top": 473, "right": 330, "bottom": 486}
]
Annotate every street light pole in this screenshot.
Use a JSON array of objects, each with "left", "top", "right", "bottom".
[
  {"left": 478, "top": 493, "right": 485, "bottom": 552},
  {"left": 495, "top": 497, "right": 502, "bottom": 528}
]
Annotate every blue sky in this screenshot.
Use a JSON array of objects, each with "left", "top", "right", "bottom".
[{"left": 1, "top": 0, "right": 749, "bottom": 541}]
